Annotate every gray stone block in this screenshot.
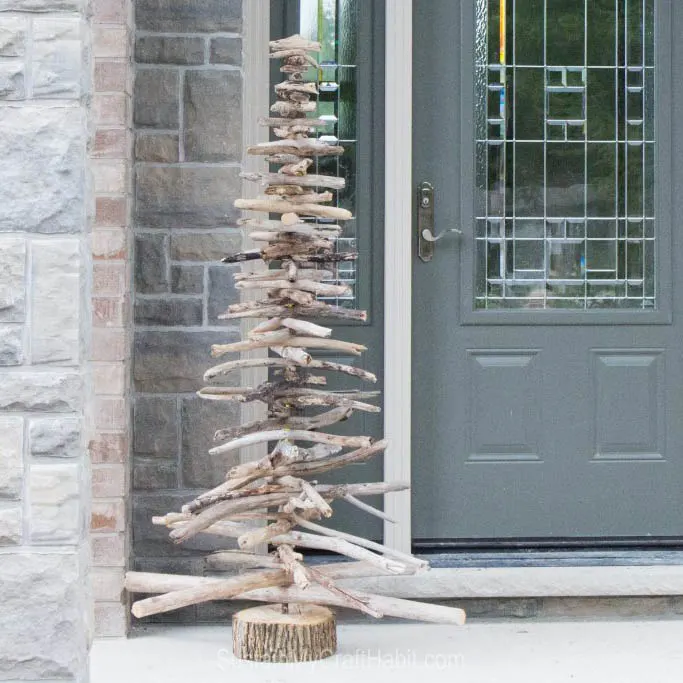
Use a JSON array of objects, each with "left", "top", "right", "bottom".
[
  {"left": 181, "top": 395, "right": 240, "bottom": 488},
  {"left": 134, "top": 297, "right": 203, "bottom": 326},
  {"left": 0, "top": 237, "right": 25, "bottom": 322},
  {"left": 170, "top": 231, "right": 241, "bottom": 261},
  {"left": 135, "top": 0, "right": 241, "bottom": 32},
  {"left": 0, "top": 17, "right": 26, "bottom": 56},
  {"left": 0, "top": 324, "right": 23, "bottom": 365},
  {"left": 135, "top": 233, "right": 168, "bottom": 294},
  {"left": 31, "top": 239, "right": 80, "bottom": 365},
  {"left": 29, "top": 463, "right": 80, "bottom": 544},
  {"left": 32, "top": 17, "right": 81, "bottom": 98},
  {"left": 133, "top": 457, "right": 177, "bottom": 490},
  {"left": 134, "top": 330, "right": 239, "bottom": 393},
  {"left": 171, "top": 264, "right": 204, "bottom": 294},
  {"left": 209, "top": 37, "right": 241, "bottom": 65},
  {"left": 0, "top": 505, "right": 21, "bottom": 544},
  {"left": 134, "top": 68, "right": 179, "bottom": 129},
  {"left": 0, "top": 61, "right": 24, "bottom": 99},
  {"left": 0, "top": 0, "right": 81, "bottom": 9},
  {"left": 207, "top": 264, "right": 239, "bottom": 325},
  {"left": 133, "top": 395, "right": 178, "bottom": 457},
  {"left": 0, "top": 551, "right": 88, "bottom": 679},
  {"left": 136, "top": 166, "right": 241, "bottom": 229},
  {"left": 184, "top": 70, "right": 241, "bottom": 162},
  {"left": 135, "top": 35, "right": 205, "bottom": 65},
  {"left": 29, "top": 417, "right": 80, "bottom": 458},
  {"left": 135, "top": 132, "right": 179, "bottom": 163},
  {"left": 0, "top": 104, "right": 84, "bottom": 233},
  {"left": 0, "top": 371, "right": 81, "bottom": 412},
  {"left": 0, "top": 417, "right": 22, "bottom": 499}
]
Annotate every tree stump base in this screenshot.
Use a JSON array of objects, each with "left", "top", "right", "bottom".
[{"left": 232, "top": 603, "right": 337, "bottom": 663}]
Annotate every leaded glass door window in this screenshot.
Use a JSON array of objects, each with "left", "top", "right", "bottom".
[{"left": 474, "top": 0, "right": 655, "bottom": 309}]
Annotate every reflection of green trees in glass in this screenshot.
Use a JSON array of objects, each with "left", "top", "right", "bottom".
[{"left": 483, "top": 0, "right": 653, "bottom": 224}]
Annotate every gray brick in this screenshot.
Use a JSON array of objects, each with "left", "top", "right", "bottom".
[
  {"left": 181, "top": 395, "right": 240, "bottom": 488},
  {"left": 184, "top": 70, "right": 241, "bottom": 162},
  {"left": 31, "top": 239, "right": 80, "bottom": 365},
  {"left": 0, "top": 105, "right": 84, "bottom": 233},
  {"left": 0, "top": 61, "right": 24, "bottom": 99},
  {"left": 209, "top": 37, "right": 241, "bottom": 65},
  {"left": 0, "top": 417, "right": 22, "bottom": 499},
  {"left": 207, "top": 264, "right": 239, "bottom": 325},
  {"left": 29, "top": 417, "right": 80, "bottom": 458},
  {"left": 135, "top": 233, "right": 168, "bottom": 293},
  {"left": 136, "top": 166, "right": 240, "bottom": 229},
  {"left": 0, "top": 237, "right": 25, "bottom": 323},
  {"left": 135, "top": 0, "right": 241, "bottom": 32},
  {"left": 135, "top": 132, "right": 179, "bottom": 163},
  {"left": 134, "top": 330, "right": 238, "bottom": 393},
  {"left": 29, "top": 463, "right": 80, "bottom": 544},
  {"left": 0, "top": 17, "right": 26, "bottom": 57},
  {"left": 133, "top": 396, "right": 178, "bottom": 457},
  {"left": 171, "top": 265, "right": 204, "bottom": 294},
  {"left": 170, "top": 232, "right": 241, "bottom": 261},
  {"left": 0, "top": 372, "right": 81, "bottom": 412},
  {"left": 0, "top": 325, "right": 23, "bottom": 365},
  {"left": 135, "top": 36, "right": 205, "bottom": 65},
  {"left": 134, "top": 68, "right": 179, "bottom": 129},
  {"left": 134, "top": 297, "right": 203, "bottom": 326},
  {"left": 32, "top": 17, "right": 81, "bottom": 99},
  {"left": 133, "top": 458, "right": 177, "bottom": 490}
]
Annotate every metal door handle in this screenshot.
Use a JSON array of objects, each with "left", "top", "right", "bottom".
[{"left": 417, "top": 181, "right": 461, "bottom": 262}]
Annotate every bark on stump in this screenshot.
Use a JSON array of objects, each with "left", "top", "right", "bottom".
[{"left": 232, "top": 603, "right": 337, "bottom": 662}]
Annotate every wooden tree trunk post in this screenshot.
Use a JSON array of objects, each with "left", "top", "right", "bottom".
[{"left": 232, "top": 604, "right": 337, "bottom": 662}]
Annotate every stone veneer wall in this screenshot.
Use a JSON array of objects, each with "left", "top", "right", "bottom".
[
  {"left": 0, "top": 0, "right": 94, "bottom": 677},
  {"left": 131, "top": 0, "right": 245, "bottom": 619}
]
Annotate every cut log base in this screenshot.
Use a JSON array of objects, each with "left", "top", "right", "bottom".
[{"left": 232, "top": 603, "right": 337, "bottom": 663}]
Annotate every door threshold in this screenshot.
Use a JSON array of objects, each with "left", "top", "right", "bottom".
[{"left": 339, "top": 564, "right": 683, "bottom": 600}]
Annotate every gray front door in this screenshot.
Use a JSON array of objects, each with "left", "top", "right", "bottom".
[{"left": 412, "top": 0, "right": 683, "bottom": 544}]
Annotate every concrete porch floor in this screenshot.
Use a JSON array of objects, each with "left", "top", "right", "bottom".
[{"left": 92, "top": 620, "right": 683, "bottom": 683}]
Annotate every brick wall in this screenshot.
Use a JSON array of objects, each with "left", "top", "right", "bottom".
[
  {"left": 131, "top": 0, "right": 245, "bottom": 610},
  {"left": 89, "top": 0, "right": 134, "bottom": 638},
  {"left": 0, "top": 0, "right": 92, "bottom": 675}
]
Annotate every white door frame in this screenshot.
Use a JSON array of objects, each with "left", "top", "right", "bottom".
[{"left": 383, "top": 1, "right": 413, "bottom": 553}]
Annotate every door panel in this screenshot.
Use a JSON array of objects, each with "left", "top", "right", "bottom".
[{"left": 412, "top": 0, "right": 683, "bottom": 543}]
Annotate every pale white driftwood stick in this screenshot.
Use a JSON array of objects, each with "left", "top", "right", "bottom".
[
  {"left": 130, "top": 570, "right": 291, "bottom": 618},
  {"left": 270, "top": 531, "right": 408, "bottom": 575},
  {"left": 258, "top": 117, "right": 328, "bottom": 128},
  {"left": 203, "top": 357, "right": 376, "bottom": 383},
  {"left": 291, "top": 515, "right": 427, "bottom": 571},
  {"left": 271, "top": 346, "right": 312, "bottom": 364},
  {"left": 234, "top": 198, "right": 352, "bottom": 221},
  {"left": 241, "top": 171, "right": 346, "bottom": 190},
  {"left": 209, "top": 430, "right": 372, "bottom": 457},
  {"left": 246, "top": 139, "right": 343, "bottom": 157},
  {"left": 269, "top": 35, "right": 321, "bottom": 52},
  {"left": 212, "top": 336, "right": 366, "bottom": 358},
  {"left": 235, "top": 279, "right": 351, "bottom": 296},
  {"left": 281, "top": 318, "right": 332, "bottom": 338},
  {"left": 276, "top": 545, "right": 310, "bottom": 589},
  {"left": 343, "top": 493, "right": 397, "bottom": 524},
  {"left": 124, "top": 572, "right": 466, "bottom": 625},
  {"left": 243, "top": 586, "right": 466, "bottom": 626}
]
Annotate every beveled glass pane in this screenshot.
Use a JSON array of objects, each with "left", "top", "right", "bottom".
[{"left": 474, "top": 0, "right": 655, "bottom": 310}]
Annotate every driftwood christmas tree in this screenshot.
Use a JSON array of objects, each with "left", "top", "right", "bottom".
[{"left": 125, "top": 34, "right": 466, "bottom": 663}]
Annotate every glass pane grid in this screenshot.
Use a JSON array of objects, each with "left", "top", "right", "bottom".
[
  {"left": 474, "top": 0, "right": 656, "bottom": 311},
  {"left": 299, "top": 0, "right": 359, "bottom": 310}
]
